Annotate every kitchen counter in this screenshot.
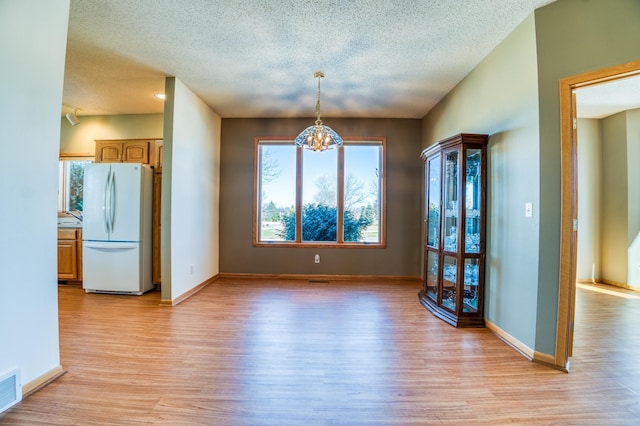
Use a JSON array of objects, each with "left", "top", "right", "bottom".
[
  {"left": 57, "top": 218, "right": 82, "bottom": 228},
  {"left": 58, "top": 224, "right": 82, "bottom": 228}
]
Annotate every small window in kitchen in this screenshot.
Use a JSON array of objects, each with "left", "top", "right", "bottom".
[{"left": 58, "top": 156, "right": 93, "bottom": 212}]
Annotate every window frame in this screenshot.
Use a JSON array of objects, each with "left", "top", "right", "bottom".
[
  {"left": 58, "top": 154, "right": 94, "bottom": 213},
  {"left": 253, "top": 136, "right": 386, "bottom": 248}
]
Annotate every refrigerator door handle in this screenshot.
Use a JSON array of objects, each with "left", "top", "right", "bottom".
[
  {"left": 103, "top": 169, "right": 111, "bottom": 235},
  {"left": 84, "top": 242, "right": 138, "bottom": 250},
  {"left": 109, "top": 170, "right": 116, "bottom": 233}
]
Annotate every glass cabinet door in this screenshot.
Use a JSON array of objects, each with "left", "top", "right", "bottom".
[
  {"left": 425, "top": 251, "right": 438, "bottom": 301},
  {"left": 442, "top": 255, "right": 457, "bottom": 311},
  {"left": 443, "top": 150, "right": 459, "bottom": 252},
  {"left": 463, "top": 258, "right": 479, "bottom": 312},
  {"left": 464, "top": 148, "right": 482, "bottom": 253},
  {"left": 426, "top": 155, "right": 440, "bottom": 248}
]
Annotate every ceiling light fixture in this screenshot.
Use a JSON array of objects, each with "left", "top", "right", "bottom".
[
  {"left": 66, "top": 107, "right": 80, "bottom": 126},
  {"left": 294, "top": 71, "right": 343, "bottom": 152}
]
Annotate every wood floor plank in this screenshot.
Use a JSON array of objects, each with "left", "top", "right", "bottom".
[{"left": 1, "top": 278, "right": 639, "bottom": 424}]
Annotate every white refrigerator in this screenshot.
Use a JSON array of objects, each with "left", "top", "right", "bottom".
[{"left": 82, "top": 163, "right": 154, "bottom": 295}]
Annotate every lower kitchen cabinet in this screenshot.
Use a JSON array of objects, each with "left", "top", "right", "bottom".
[{"left": 58, "top": 228, "right": 82, "bottom": 282}]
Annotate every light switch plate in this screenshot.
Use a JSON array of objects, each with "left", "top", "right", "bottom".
[{"left": 525, "top": 202, "right": 533, "bottom": 217}]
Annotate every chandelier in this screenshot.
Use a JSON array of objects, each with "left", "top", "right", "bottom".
[{"left": 294, "top": 71, "right": 343, "bottom": 152}]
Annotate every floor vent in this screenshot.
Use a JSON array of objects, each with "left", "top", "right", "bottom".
[{"left": 0, "top": 368, "right": 21, "bottom": 414}]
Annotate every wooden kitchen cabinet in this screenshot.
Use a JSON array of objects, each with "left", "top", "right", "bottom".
[
  {"left": 58, "top": 228, "right": 82, "bottom": 282},
  {"left": 152, "top": 170, "right": 162, "bottom": 285},
  {"left": 152, "top": 141, "right": 163, "bottom": 285},
  {"left": 153, "top": 140, "right": 163, "bottom": 171},
  {"left": 122, "top": 141, "right": 149, "bottom": 163},
  {"left": 95, "top": 141, "right": 123, "bottom": 162},
  {"left": 95, "top": 139, "right": 162, "bottom": 165}
]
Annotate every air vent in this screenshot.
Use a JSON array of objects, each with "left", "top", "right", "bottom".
[{"left": 0, "top": 368, "right": 21, "bottom": 414}]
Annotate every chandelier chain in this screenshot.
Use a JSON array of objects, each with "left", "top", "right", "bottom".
[
  {"left": 315, "top": 72, "right": 323, "bottom": 126},
  {"left": 294, "top": 71, "right": 342, "bottom": 152}
]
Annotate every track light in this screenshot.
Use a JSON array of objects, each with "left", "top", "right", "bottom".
[{"left": 66, "top": 107, "right": 80, "bottom": 126}]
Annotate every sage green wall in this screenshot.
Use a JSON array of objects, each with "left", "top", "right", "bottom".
[
  {"left": 576, "top": 118, "right": 602, "bottom": 282},
  {"left": 59, "top": 113, "right": 163, "bottom": 154},
  {"left": 421, "top": 0, "right": 640, "bottom": 357},
  {"left": 601, "top": 112, "right": 628, "bottom": 284},
  {"left": 422, "top": 15, "right": 541, "bottom": 349},
  {"left": 534, "top": 0, "right": 640, "bottom": 354},
  {"left": 219, "top": 118, "right": 422, "bottom": 277}
]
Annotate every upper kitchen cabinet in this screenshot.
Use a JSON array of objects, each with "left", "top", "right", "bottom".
[
  {"left": 95, "top": 139, "right": 162, "bottom": 168},
  {"left": 153, "top": 140, "right": 163, "bottom": 172}
]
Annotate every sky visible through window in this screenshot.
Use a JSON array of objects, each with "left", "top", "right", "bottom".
[
  {"left": 260, "top": 145, "right": 296, "bottom": 207},
  {"left": 261, "top": 144, "right": 380, "bottom": 209}
]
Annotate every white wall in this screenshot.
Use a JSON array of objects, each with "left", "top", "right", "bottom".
[
  {"left": 0, "top": 0, "right": 69, "bottom": 394},
  {"left": 162, "top": 78, "right": 221, "bottom": 302},
  {"left": 422, "top": 15, "right": 540, "bottom": 350},
  {"left": 59, "top": 114, "right": 163, "bottom": 154},
  {"left": 576, "top": 118, "right": 602, "bottom": 282}
]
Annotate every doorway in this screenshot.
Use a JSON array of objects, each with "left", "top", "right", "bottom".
[{"left": 557, "top": 60, "right": 640, "bottom": 370}]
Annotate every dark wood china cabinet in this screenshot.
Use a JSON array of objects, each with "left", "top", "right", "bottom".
[{"left": 419, "top": 133, "right": 488, "bottom": 328}]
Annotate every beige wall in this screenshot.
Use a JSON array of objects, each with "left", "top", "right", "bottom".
[
  {"left": 59, "top": 113, "right": 163, "bottom": 155},
  {"left": 601, "top": 112, "right": 628, "bottom": 284},
  {"left": 219, "top": 118, "right": 423, "bottom": 277},
  {"left": 581, "top": 110, "right": 640, "bottom": 289},
  {"left": 576, "top": 118, "right": 602, "bottom": 282},
  {"left": 626, "top": 109, "right": 640, "bottom": 289}
]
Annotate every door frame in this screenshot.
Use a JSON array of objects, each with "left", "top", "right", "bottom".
[{"left": 557, "top": 60, "right": 640, "bottom": 370}]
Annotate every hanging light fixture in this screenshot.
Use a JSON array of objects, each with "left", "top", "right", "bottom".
[{"left": 294, "top": 71, "right": 343, "bottom": 152}]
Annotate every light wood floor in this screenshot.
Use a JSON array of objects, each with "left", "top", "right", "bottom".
[{"left": 2, "top": 279, "right": 639, "bottom": 425}]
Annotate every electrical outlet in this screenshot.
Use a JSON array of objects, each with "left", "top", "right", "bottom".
[
  {"left": 314, "top": 254, "right": 320, "bottom": 264},
  {"left": 189, "top": 265, "right": 194, "bottom": 275}
]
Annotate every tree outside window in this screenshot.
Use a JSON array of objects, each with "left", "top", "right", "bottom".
[{"left": 58, "top": 159, "right": 92, "bottom": 212}]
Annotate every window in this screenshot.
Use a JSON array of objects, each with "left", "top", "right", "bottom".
[
  {"left": 255, "top": 137, "right": 385, "bottom": 247},
  {"left": 58, "top": 157, "right": 93, "bottom": 212}
]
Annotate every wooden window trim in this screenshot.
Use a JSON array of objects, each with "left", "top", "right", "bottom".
[{"left": 253, "top": 136, "right": 387, "bottom": 248}]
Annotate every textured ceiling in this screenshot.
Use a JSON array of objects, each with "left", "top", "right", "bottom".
[
  {"left": 63, "top": 0, "right": 564, "bottom": 119},
  {"left": 575, "top": 75, "right": 640, "bottom": 119}
]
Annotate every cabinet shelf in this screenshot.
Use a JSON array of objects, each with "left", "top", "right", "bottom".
[{"left": 419, "top": 133, "right": 488, "bottom": 328}]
